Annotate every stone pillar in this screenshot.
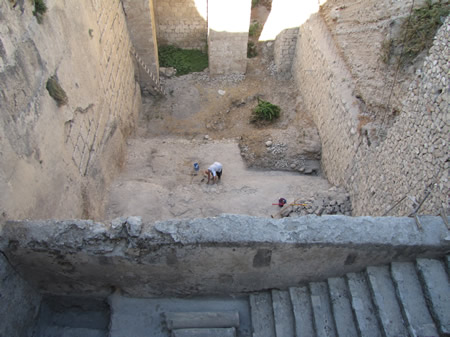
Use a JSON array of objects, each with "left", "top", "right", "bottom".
[
  {"left": 207, "top": 0, "right": 252, "bottom": 75},
  {"left": 122, "top": 0, "right": 159, "bottom": 87}
]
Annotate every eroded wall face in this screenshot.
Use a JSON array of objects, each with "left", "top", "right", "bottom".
[
  {"left": 208, "top": 0, "right": 252, "bottom": 75},
  {"left": 154, "top": 0, "right": 207, "bottom": 50},
  {"left": 0, "top": 0, "right": 141, "bottom": 221},
  {"left": 292, "top": 1, "right": 449, "bottom": 216},
  {"left": 0, "top": 253, "right": 41, "bottom": 337}
]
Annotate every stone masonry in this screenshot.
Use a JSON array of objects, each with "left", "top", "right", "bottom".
[
  {"left": 208, "top": 0, "right": 252, "bottom": 75},
  {"left": 274, "top": 28, "right": 298, "bottom": 78},
  {"left": 0, "top": 0, "right": 141, "bottom": 220},
  {"left": 292, "top": 7, "right": 449, "bottom": 216},
  {"left": 154, "top": 0, "right": 208, "bottom": 51}
]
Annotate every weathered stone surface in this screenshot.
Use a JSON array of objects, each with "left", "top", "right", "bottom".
[
  {"left": 366, "top": 266, "right": 408, "bottom": 337},
  {"left": 165, "top": 312, "right": 239, "bottom": 329},
  {"left": 271, "top": 290, "right": 295, "bottom": 337},
  {"left": 171, "top": 328, "right": 236, "bottom": 337},
  {"left": 0, "top": 253, "right": 41, "bottom": 337},
  {"left": 249, "top": 292, "right": 276, "bottom": 337},
  {"left": 347, "top": 272, "right": 382, "bottom": 337},
  {"left": 0, "top": 215, "right": 448, "bottom": 297},
  {"left": 289, "top": 287, "right": 315, "bottom": 337},
  {"left": 416, "top": 258, "right": 450, "bottom": 334},
  {"left": 327, "top": 277, "right": 358, "bottom": 337},
  {"left": 310, "top": 282, "right": 337, "bottom": 337},
  {"left": 391, "top": 262, "right": 439, "bottom": 337}
]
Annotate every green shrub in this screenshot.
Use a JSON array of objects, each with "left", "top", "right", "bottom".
[
  {"left": 251, "top": 98, "right": 281, "bottom": 123},
  {"left": 249, "top": 21, "right": 260, "bottom": 37},
  {"left": 32, "top": 0, "right": 47, "bottom": 23},
  {"left": 46, "top": 76, "right": 68, "bottom": 107},
  {"left": 158, "top": 45, "right": 208, "bottom": 76},
  {"left": 247, "top": 42, "right": 257, "bottom": 58},
  {"left": 383, "top": 0, "right": 449, "bottom": 65},
  {"left": 252, "top": 0, "right": 259, "bottom": 8}
]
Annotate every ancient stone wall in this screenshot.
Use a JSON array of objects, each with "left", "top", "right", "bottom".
[
  {"left": 208, "top": 0, "right": 252, "bottom": 75},
  {"left": 292, "top": 2, "right": 449, "bottom": 216},
  {"left": 154, "top": 0, "right": 207, "bottom": 50},
  {"left": 350, "top": 16, "right": 449, "bottom": 216},
  {"left": 292, "top": 13, "right": 361, "bottom": 187},
  {"left": 0, "top": 0, "right": 141, "bottom": 221},
  {"left": 0, "top": 253, "right": 41, "bottom": 337},
  {"left": 0, "top": 215, "right": 448, "bottom": 297},
  {"left": 122, "top": 0, "right": 160, "bottom": 85},
  {"left": 273, "top": 28, "right": 298, "bottom": 78}
]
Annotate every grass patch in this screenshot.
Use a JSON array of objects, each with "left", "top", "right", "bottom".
[
  {"left": 382, "top": 0, "right": 449, "bottom": 65},
  {"left": 46, "top": 76, "right": 68, "bottom": 107},
  {"left": 158, "top": 45, "right": 208, "bottom": 76},
  {"left": 32, "top": 0, "right": 47, "bottom": 23},
  {"left": 251, "top": 98, "right": 280, "bottom": 123}
]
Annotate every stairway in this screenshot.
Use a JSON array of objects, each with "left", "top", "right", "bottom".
[
  {"left": 249, "top": 256, "right": 450, "bottom": 337},
  {"left": 130, "top": 47, "right": 166, "bottom": 96}
]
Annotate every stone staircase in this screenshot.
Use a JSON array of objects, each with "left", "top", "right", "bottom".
[
  {"left": 130, "top": 47, "right": 166, "bottom": 96},
  {"left": 250, "top": 256, "right": 450, "bottom": 337}
]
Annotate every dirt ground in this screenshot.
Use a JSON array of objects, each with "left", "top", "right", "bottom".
[{"left": 105, "top": 8, "right": 348, "bottom": 223}]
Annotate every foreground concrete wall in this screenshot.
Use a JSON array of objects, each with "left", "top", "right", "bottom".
[
  {"left": 0, "top": 0, "right": 141, "bottom": 220},
  {"left": 154, "top": 0, "right": 207, "bottom": 50},
  {"left": 0, "top": 253, "right": 41, "bottom": 337},
  {"left": 1, "top": 215, "right": 448, "bottom": 297},
  {"left": 293, "top": 7, "right": 449, "bottom": 216},
  {"left": 208, "top": 0, "right": 252, "bottom": 75}
]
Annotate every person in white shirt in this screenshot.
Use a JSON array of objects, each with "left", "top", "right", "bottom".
[{"left": 205, "top": 162, "right": 223, "bottom": 184}]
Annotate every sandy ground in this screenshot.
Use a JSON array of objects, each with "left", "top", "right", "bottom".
[
  {"left": 105, "top": 12, "right": 342, "bottom": 224},
  {"left": 106, "top": 137, "right": 331, "bottom": 223}
]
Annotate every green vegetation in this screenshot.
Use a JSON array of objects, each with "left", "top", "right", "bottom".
[
  {"left": 251, "top": 98, "right": 281, "bottom": 123},
  {"left": 382, "top": 0, "right": 449, "bottom": 65},
  {"left": 46, "top": 76, "right": 68, "bottom": 107},
  {"left": 158, "top": 45, "right": 208, "bottom": 76},
  {"left": 252, "top": 0, "right": 260, "bottom": 8},
  {"left": 247, "top": 42, "right": 257, "bottom": 58},
  {"left": 32, "top": 0, "right": 47, "bottom": 23},
  {"left": 249, "top": 21, "right": 260, "bottom": 37}
]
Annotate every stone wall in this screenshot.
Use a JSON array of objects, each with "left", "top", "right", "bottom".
[
  {"left": 292, "top": 13, "right": 361, "bottom": 187},
  {"left": 0, "top": 0, "right": 141, "bottom": 221},
  {"left": 154, "top": 0, "right": 207, "bottom": 50},
  {"left": 122, "top": 0, "right": 160, "bottom": 86},
  {"left": 273, "top": 28, "right": 298, "bottom": 78},
  {"left": 208, "top": 0, "right": 252, "bottom": 75},
  {"left": 0, "top": 215, "right": 448, "bottom": 297},
  {"left": 350, "top": 16, "right": 450, "bottom": 216},
  {"left": 292, "top": 3, "right": 449, "bottom": 216},
  {"left": 0, "top": 253, "right": 41, "bottom": 337}
]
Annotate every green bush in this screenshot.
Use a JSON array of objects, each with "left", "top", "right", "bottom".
[
  {"left": 251, "top": 98, "right": 281, "bottom": 123},
  {"left": 382, "top": 0, "right": 449, "bottom": 65},
  {"left": 252, "top": 0, "right": 259, "bottom": 8},
  {"left": 249, "top": 22, "right": 260, "bottom": 37},
  {"left": 247, "top": 42, "right": 257, "bottom": 58},
  {"left": 32, "top": 0, "right": 47, "bottom": 23},
  {"left": 158, "top": 45, "right": 208, "bottom": 76},
  {"left": 46, "top": 76, "right": 68, "bottom": 107}
]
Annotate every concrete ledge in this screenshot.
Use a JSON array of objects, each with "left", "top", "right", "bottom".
[{"left": 0, "top": 215, "right": 448, "bottom": 297}]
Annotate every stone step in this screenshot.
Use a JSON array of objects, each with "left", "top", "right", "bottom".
[
  {"left": 249, "top": 292, "right": 276, "bottom": 337},
  {"left": 271, "top": 290, "right": 295, "bottom": 337},
  {"left": 446, "top": 255, "right": 450, "bottom": 274},
  {"left": 309, "top": 282, "right": 337, "bottom": 337},
  {"left": 391, "top": 262, "right": 439, "bottom": 337},
  {"left": 171, "top": 327, "right": 236, "bottom": 337},
  {"left": 37, "top": 326, "right": 107, "bottom": 337},
  {"left": 164, "top": 311, "right": 240, "bottom": 330},
  {"left": 416, "top": 258, "right": 450, "bottom": 335},
  {"left": 327, "top": 277, "right": 358, "bottom": 337},
  {"left": 289, "top": 287, "right": 315, "bottom": 337},
  {"left": 346, "top": 272, "right": 382, "bottom": 337},
  {"left": 366, "top": 266, "right": 408, "bottom": 337}
]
